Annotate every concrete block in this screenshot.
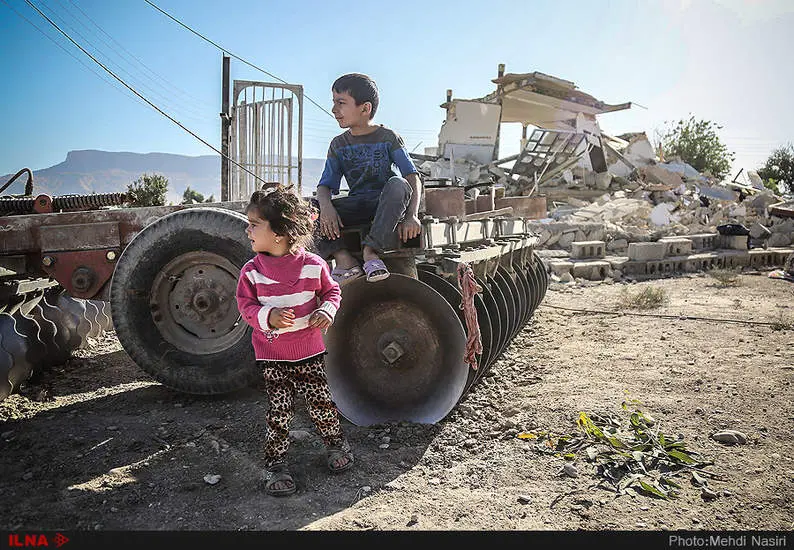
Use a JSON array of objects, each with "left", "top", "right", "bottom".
[
  {"left": 627, "top": 242, "right": 666, "bottom": 261},
  {"left": 720, "top": 234, "right": 749, "bottom": 250},
  {"left": 547, "top": 260, "right": 573, "bottom": 277},
  {"left": 768, "top": 233, "right": 792, "bottom": 247},
  {"left": 748, "top": 249, "right": 781, "bottom": 268},
  {"left": 557, "top": 231, "right": 577, "bottom": 250},
  {"left": 607, "top": 238, "right": 628, "bottom": 252},
  {"left": 570, "top": 240, "right": 606, "bottom": 259},
  {"left": 749, "top": 222, "right": 772, "bottom": 240},
  {"left": 686, "top": 233, "right": 719, "bottom": 251},
  {"left": 571, "top": 260, "right": 611, "bottom": 280},
  {"left": 658, "top": 237, "right": 693, "bottom": 257}
]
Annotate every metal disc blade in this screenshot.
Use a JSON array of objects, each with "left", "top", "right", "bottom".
[
  {"left": 482, "top": 275, "right": 510, "bottom": 370},
  {"left": 511, "top": 262, "right": 532, "bottom": 330},
  {"left": 416, "top": 267, "right": 493, "bottom": 395},
  {"left": 494, "top": 268, "right": 520, "bottom": 343},
  {"left": 325, "top": 274, "right": 468, "bottom": 426},
  {"left": 501, "top": 266, "right": 527, "bottom": 337},
  {"left": 524, "top": 256, "right": 541, "bottom": 316},
  {"left": 475, "top": 276, "right": 502, "bottom": 385}
]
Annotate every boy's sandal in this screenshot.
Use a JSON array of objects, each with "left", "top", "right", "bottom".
[
  {"left": 363, "top": 258, "right": 390, "bottom": 283},
  {"left": 327, "top": 445, "right": 354, "bottom": 473},
  {"left": 331, "top": 265, "right": 364, "bottom": 286},
  {"left": 265, "top": 465, "right": 297, "bottom": 496}
]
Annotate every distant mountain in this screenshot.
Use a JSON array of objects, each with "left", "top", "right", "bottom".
[{"left": 0, "top": 150, "right": 327, "bottom": 205}]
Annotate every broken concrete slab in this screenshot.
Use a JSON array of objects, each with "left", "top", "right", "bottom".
[
  {"left": 571, "top": 260, "right": 611, "bottom": 280},
  {"left": 658, "top": 237, "right": 693, "bottom": 256},
  {"left": 570, "top": 240, "right": 606, "bottom": 259},
  {"left": 628, "top": 242, "right": 666, "bottom": 261}
]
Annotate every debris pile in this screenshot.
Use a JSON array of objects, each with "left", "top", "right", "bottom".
[{"left": 412, "top": 65, "right": 793, "bottom": 260}]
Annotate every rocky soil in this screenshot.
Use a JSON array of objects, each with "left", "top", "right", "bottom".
[{"left": 1, "top": 271, "right": 792, "bottom": 532}]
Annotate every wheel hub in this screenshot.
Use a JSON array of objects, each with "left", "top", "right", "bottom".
[{"left": 150, "top": 252, "right": 246, "bottom": 353}]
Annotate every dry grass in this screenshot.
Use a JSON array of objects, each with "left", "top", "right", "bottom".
[
  {"left": 707, "top": 268, "right": 742, "bottom": 286},
  {"left": 771, "top": 313, "right": 794, "bottom": 332},
  {"left": 616, "top": 286, "right": 669, "bottom": 310}
]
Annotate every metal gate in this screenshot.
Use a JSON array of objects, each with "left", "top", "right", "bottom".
[{"left": 229, "top": 80, "right": 304, "bottom": 200}]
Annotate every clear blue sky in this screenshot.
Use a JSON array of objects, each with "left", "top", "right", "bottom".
[{"left": 1, "top": 0, "right": 792, "bottom": 182}]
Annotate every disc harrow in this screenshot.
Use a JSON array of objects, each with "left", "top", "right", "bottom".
[
  {"left": 323, "top": 217, "right": 550, "bottom": 425},
  {"left": 0, "top": 287, "right": 114, "bottom": 401},
  {"left": 1, "top": 191, "right": 548, "bottom": 424}
]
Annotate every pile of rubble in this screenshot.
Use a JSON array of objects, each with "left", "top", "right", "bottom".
[{"left": 411, "top": 65, "right": 793, "bottom": 282}]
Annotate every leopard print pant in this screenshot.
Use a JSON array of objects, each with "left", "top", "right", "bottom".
[{"left": 258, "top": 353, "right": 346, "bottom": 469}]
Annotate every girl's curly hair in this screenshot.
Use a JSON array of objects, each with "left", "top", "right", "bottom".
[{"left": 245, "top": 183, "right": 317, "bottom": 253}]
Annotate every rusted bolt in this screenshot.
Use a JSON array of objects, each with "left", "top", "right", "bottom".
[
  {"left": 71, "top": 266, "right": 96, "bottom": 292},
  {"left": 106, "top": 250, "right": 117, "bottom": 261},
  {"left": 42, "top": 256, "right": 55, "bottom": 267},
  {"left": 381, "top": 341, "right": 404, "bottom": 364}
]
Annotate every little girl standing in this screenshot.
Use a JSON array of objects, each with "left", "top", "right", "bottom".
[{"left": 236, "top": 183, "right": 353, "bottom": 497}]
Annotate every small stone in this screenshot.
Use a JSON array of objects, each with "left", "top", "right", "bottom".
[
  {"left": 203, "top": 474, "right": 221, "bottom": 485},
  {"left": 382, "top": 436, "right": 391, "bottom": 444},
  {"left": 379, "top": 443, "right": 390, "bottom": 449},
  {"left": 517, "top": 495, "right": 532, "bottom": 504},
  {"left": 712, "top": 430, "right": 747, "bottom": 445},
  {"left": 407, "top": 514, "right": 419, "bottom": 527},
  {"left": 562, "top": 463, "right": 578, "bottom": 478},
  {"left": 22, "top": 472, "right": 33, "bottom": 481},
  {"left": 701, "top": 487, "right": 719, "bottom": 500}
]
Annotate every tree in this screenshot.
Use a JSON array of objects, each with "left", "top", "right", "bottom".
[
  {"left": 126, "top": 173, "right": 168, "bottom": 207},
  {"left": 182, "top": 186, "right": 204, "bottom": 204},
  {"left": 660, "top": 116, "right": 735, "bottom": 180},
  {"left": 181, "top": 186, "right": 216, "bottom": 204},
  {"left": 757, "top": 143, "right": 793, "bottom": 195}
]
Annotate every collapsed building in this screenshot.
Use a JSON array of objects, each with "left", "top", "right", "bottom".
[{"left": 411, "top": 64, "right": 794, "bottom": 282}]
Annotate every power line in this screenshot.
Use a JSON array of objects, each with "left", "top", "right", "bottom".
[
  {"left": 22, "top": 0, "right": 269, "bottom": 187},
  {"left": 143, "top": 0, "right": 335, "bottom": 120},
  {"left": 39, "top": 0, "right": 207, "bottom": 125},
  {"left": 64, "top": 0, "right": 217, "bottom": 113},
  {"left": 1, "top": 0, "right": 136, "bottom": 100}
]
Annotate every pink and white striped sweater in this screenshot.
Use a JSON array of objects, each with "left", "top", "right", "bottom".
[{"left": 235, "top": 248, "right": 341, "bottom": 361}]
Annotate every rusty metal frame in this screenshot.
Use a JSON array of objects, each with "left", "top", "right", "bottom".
[{"left": 229, "top": 80, "right": 304, "bottom": 200}]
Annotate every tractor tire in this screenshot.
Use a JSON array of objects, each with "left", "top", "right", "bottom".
[{"left": 110, "top": 207, "right": 258, "bottom": 395}]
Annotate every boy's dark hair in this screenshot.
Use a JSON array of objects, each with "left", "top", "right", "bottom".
[
  {"left": 246, "top": 183, "right": 317, "bottom": 252},
  {"left": 332, "top": 73, "right": 379, "bottom": 119}
]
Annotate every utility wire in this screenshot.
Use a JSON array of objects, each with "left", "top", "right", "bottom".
[
  {"left": 41, "top": 0, "right": 207, "bottom": 124},
  {"left": 1, "top": 0, "right": 132, "bottom": 98},
  {"left": 24, "top": 0, "right": 269, "bottom": 187},
  {"left": 143, "top": 0, "right": 335, "bottom": 120},
  {"left": 66, "top": 0, "right": 216, "bottom": 113},
  {"left": 540, "top": 303, "right": 789, "bottom": 328}
]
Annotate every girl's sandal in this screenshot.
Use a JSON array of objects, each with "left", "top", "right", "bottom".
[
  {"left": 265, "top": 465, "right": 297, "bottom": 496},
  {"left": 327, "top": 445, "right": 354, "bottom": 473}
]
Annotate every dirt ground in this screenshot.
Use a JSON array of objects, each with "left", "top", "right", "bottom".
[{"left": 0, "top": 270, "right": 792, "bottom": 533}]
